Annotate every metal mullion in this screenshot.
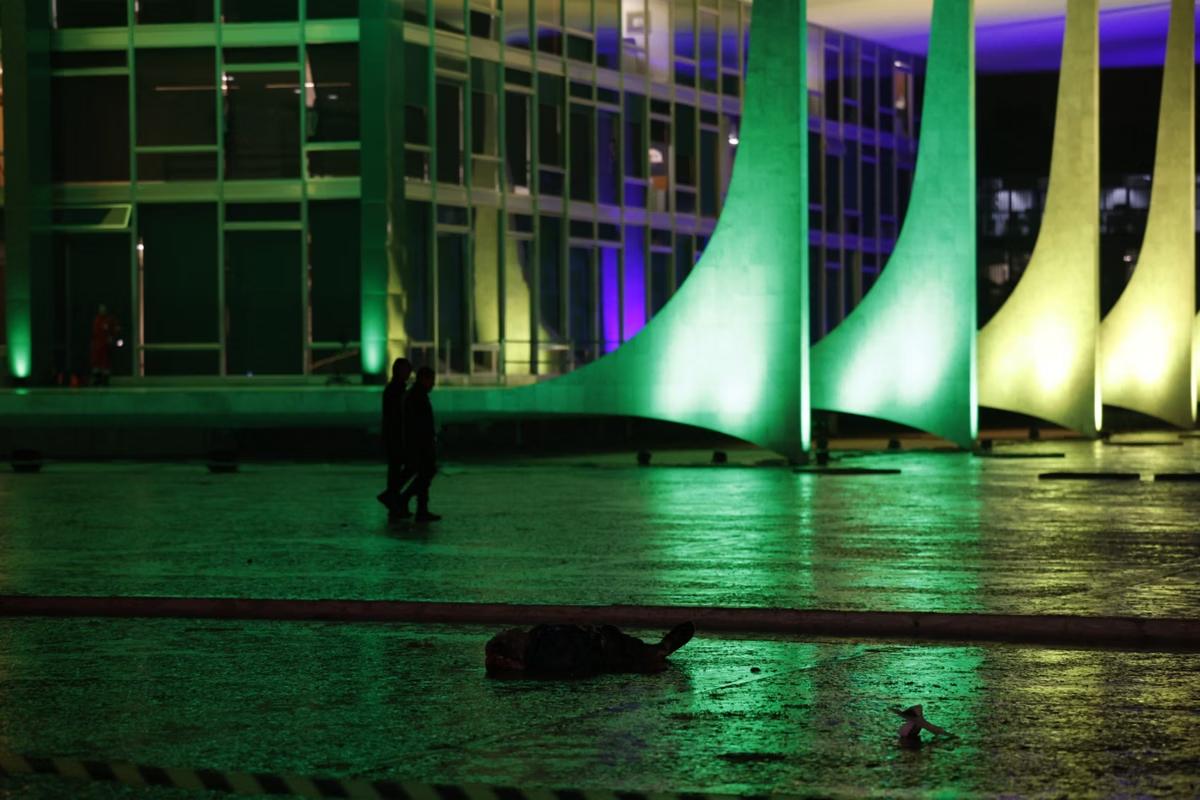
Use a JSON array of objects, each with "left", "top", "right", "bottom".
[
  {"left": 615, "top": 0, "right": 635, "bottom": 345},
  {"left": 215, "top": 0, "right": 227, "bottom": 376},
  {"left": 138, "top": 342, "right": 222, "bottom": 351},
  {"left": 528, "top": 0, "right": 541, "bottom": 375},
  {"left": 300, "top": 0, "right": 311, "bottom": 375},
  {"left": 51, "top": 66, "right": 129, "bottom": 77},
  {"left": 426, "top": 0, "right": 440, "bottom": 370},
  {"left": 496, "top": 1, "right": 508, "bottom": 380},
  {"left": 851, "top": 42, "right": 864, "bottom": 308},
  {"left": 224, "top": 221, "right": 305, "bottom": 231},
  {"left": 127, "top": 0, "right": 141, "bottom": 376},
  {"left": 872, "top": 49, "right": 882, "bottom": 255},
  {"left": 223, "top": 61, "right": 300, "bottom": 72},
  {"left": 135, "top": 144, "right": 221, "bottom": 154},
  {"left": 561, "top": 67, "right": 570, "bottom": 344},
  {"left": 835, "top": 38, "right": 845, "bottom": 323},
  {"left": 815, "top": 25, "right": 828, "bottom": 336},
  {"left": 304, "top": 141, "right": 361, "bottom": 152},
  {"left": 463, "top": 0, "right": 475, "bottom": 376}
]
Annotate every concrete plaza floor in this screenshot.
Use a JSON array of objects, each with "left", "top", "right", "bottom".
[
  {"left": 1, "top": 619, "right": 1199, "bottom": 799},
  {"left": 1, "top": 435, "right": 1198, "bottom": 616},
  {"left": 1, "top": 433, "right": 1198, "bottom": 797}
]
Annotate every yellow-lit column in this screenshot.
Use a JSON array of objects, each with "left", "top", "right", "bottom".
[
  {"left": 1099, "top": 0, "right": 1195, "bottom": 428},
  {"left": 977, "top": 0, "right": 1100, "bottom": 435}
]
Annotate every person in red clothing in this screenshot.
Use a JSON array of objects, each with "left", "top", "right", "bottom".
[{"left": 90, "top": 304, "right": 122, "bottom": 386}]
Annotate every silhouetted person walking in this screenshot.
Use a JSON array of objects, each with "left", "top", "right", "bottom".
[
  {"left": 398, "top": 366, "right": 440, "bottom": 521},
  {"left": 377, "top": 357, "right": 413, "bottom": 515}
]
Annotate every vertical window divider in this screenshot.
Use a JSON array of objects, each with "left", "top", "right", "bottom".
[
  {"left": 528, "top": 1, "right": 541, "bottom": 375},
  {"left": 126, "top": 0, "right": 142, "bottom": 376},
  {"left": 496, "top": 1, "right": 508, "bottom": 378},
  {"left": 215, "top": 0, "right": 228, "bottom": 375},
  {"left": 299, "top": 0, "right": 312, "bottom": 375},
  {"left": 425, "top": 0, "right": 440, "bottom": 371},
  {"left": 462, "top": 0, "right": 475, "bottom": 377}
]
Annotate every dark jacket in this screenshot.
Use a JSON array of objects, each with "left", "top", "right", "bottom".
[
  {"left": 403, "top": 384, "right": 436, "bottom": 463},
  {"left": 382, "top": 380, "right": 406, "bottom": 455}
]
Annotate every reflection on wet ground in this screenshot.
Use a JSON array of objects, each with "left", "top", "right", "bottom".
[
  {"left": 0, "top": 619, "right": 1197, "bottom": 798},
  {"left": 1, "top": 435, "right": 1198, "bottom": 617}
]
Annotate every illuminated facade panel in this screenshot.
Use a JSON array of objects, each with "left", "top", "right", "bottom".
[
  {"left": 976, "top": 0, "right": 1100, "bottom": 436},
  {"left": 434, "top": 0, "right": 811, "bottom": 459},
  {"left": 1, "top": 1, "right": 919, "bottom": 388},
  {"left": 1098, "top": 0, "right": 1195, "bottom": 429},
  {"left": 810, "top": 0, "right": 977, "bottom": 449}
]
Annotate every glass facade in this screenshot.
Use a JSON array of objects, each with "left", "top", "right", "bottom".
[
  {"left": 979, "top": 174, "right": 1200, "bottom": 326},
  {"left": 0, "top": 1, "right": 921, "bottom": 383}
]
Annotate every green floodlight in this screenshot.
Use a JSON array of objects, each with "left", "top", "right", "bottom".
[
  {"left": 809, "top": 0, "right": 978, "bottom": 449},
  {"left": 432, "top": 0, "right": 811, "bottom": 460},
  {"left": 1099, "top": 0, "right": 1196, "bottom": 429},
  {"left": 977, "top": 0, "right": 1101, "bottom": 436}
]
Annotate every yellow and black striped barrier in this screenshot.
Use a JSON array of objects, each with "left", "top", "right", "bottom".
[{"left": 0, "top": 751, "right": 751, "bottom": 800}]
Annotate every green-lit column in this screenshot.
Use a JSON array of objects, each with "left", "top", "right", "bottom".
[
  {"left": 433, "top": 0, "right": 810, "bottom": 460},
  {"left": 809, "top": 0, "right": 977, "bottom": 449},
  {"left": 2, "top": 0, "right": 52, "bottom": 383},
  {"left": 977, "top": 0, "right": 1100, "bottom": 436},
  {"left": 1100, "top": 0, "right": 1195, "bottom": 428},
  {"left": 358, "top": 0, "right": 389, "bottom": 379}
]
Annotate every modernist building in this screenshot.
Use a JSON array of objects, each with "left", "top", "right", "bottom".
[{"left": 0, "top": 0, "right": 922, "bottom": 385}]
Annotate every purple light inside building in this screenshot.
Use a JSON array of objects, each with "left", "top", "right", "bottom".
[
  {"left": 601, "top": 247, "right": 621, "bottom": 353},
  {"left": 622, "top": 226, "right": 647, "bottom": 342},
  {"left": 877, "top": 5, "right": 1182, "bottom": 73}
]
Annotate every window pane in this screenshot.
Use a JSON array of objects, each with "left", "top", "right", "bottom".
[
  {"left": 622, "top": 224, "right": 646, "bottom": 338},
  {"left": 307, "top": 149, "right": 359, "bottom": 177},
  {"left": 699, "top": 10, "right": 718, "bottom": 92},
  {"left": 139, "top": 152, "right": 218, "bottom": 181},
  {"left": 674, "top": 103, "right": 695, "bottom": 187},
  {"left": 538, "top": 76, "right": 564, "bottom": 167},
  {"left": 569, "top": 247, "right": 595, "bottom": 362},
  {"left": 505, "top": 92, "right": 531, "bottom": 190},
  {"left": 505, "top": 0, "right": 531, "bottom": 49},
  {"left": 140, "top": 203, "right": 219, "bottom": 349},
  {"left": 435, "top": 82, "right": 463, "bottom": 184},
  {"left": 53, "top": 77, "right": 130, "bottom": 181},
  {"left": 650, "top": 250, "right": 670, "bottom": 314},
  {"left": 437, "top": 233, "right": 468, "bottom": 373},
  {"left": 307, "top": 44, "right": 360, "bottom": 142},
  {"left": 719, "top": 0, "right": 739, "bottom": 71},
  {"left": 434, "top": 0, "right": 466, "bottom": 34},
  {"left": 53, "top": 233, "right": 132, "bottom": 379},
  {"left": 55, "top": 0, "right": 127, "bottom": 27},
  {"left": 597, "top": 109, "right": 620, "bottom": 204},
  {"left": 673, "top": 0, "right": 694, "bottom": 60},
  {"left": 223, "top": 71, "right": 300, "bottom": 179},
  {"left": 137, "top": 0, "right": 214, "bottom": 24},
  {"left": 308, "top": 0, "right": 358, "bottom": 18},
  {"left": 226, "top": 230, "right": 303, "bottom": 375},
  {"left": 137, "top": 48, "right": 217, "bottom": 147},
  {"left": 624, "top": 92, "right": 645, "bottom": 178},
  {"left": 403, "top": 0, "right": 427, "bottom": 25},
  {"left": 537, "top": 0, "right": 561, "bottom": 25},
  {"left": 222, "top": 0, "right": 298, "bottom": 22},
  {"left": 596, "top": 0, "right": 620, "bottom": 69},
  {"left": 539, "top": 217, "right": 562, "bottom": 336},
  {"left": 569, "top": 104, "right": 594, "bottom": 201}
]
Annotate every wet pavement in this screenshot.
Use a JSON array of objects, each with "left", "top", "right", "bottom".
[
  {"left": 1, "top": 434, "right": 1199, "bottom": 617},
  {"left": 1, "top": 619, "right": 1199, "bottom": 798},
  {"left": 2, "top": 434, "right": 1199, "bottom": 797}
]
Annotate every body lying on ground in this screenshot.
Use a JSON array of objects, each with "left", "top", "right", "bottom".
[{"left": 485, "top": 622, "right": 696, "bottom": 677}]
